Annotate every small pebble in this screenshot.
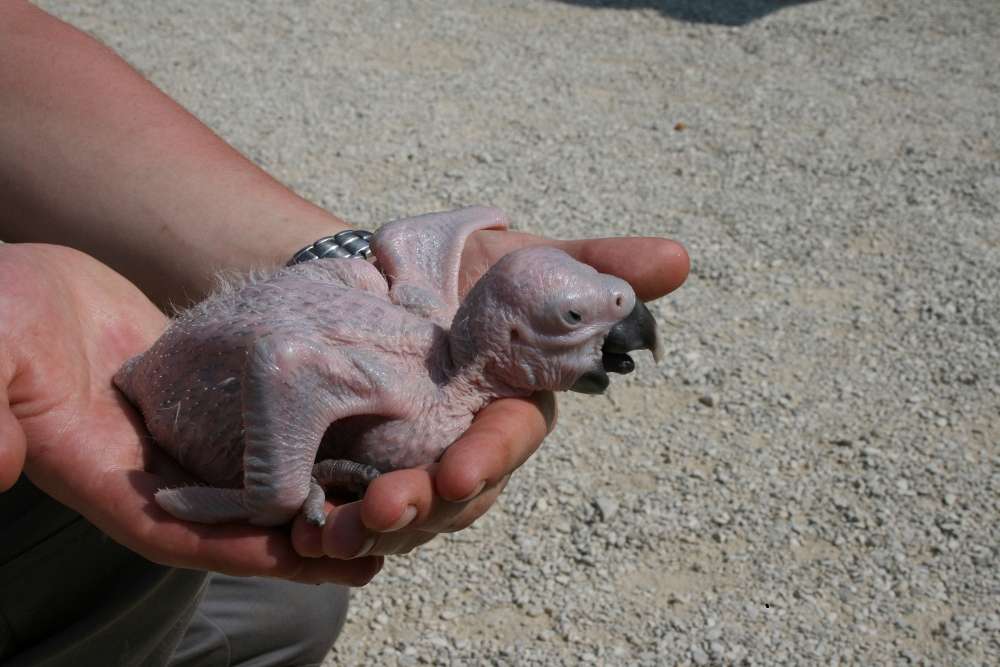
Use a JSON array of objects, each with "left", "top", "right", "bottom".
[{"left": 595, "top": 497, "right": 619, "bottom": 521}]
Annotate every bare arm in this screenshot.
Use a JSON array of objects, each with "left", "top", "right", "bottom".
[{"left": 0, "top": 1, "right": 348, "bottom": 308}]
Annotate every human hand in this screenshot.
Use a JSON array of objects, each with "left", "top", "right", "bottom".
[
  {"left": 292, "top": 227, "right": 689, "bottom": 559},
  {"left": 0, "top": 244, "right": 381, "bottom": 585}
]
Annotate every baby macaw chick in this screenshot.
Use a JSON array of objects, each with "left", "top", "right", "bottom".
[{"left": 115, "top": 207, "right": 661, "bottom": 527}]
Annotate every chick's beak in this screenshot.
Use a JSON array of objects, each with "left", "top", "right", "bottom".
[
  {"left": 603, "top": 300, "right": 663, "bottom": 363},
  {"left": 570, "top": 301, "right": 663, "bottom": 394}
]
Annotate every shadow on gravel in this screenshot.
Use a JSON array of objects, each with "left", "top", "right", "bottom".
[{"left": 553, "top": 0, "right": 819, "bottom": 26}]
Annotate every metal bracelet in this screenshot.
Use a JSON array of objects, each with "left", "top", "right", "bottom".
[{"left": 287, "top": 229, "right": 375, "bottom": 266}]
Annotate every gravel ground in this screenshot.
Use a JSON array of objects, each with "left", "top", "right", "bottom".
[{"left": 40, "top": 1, "right": 1000, "bottom": 665}]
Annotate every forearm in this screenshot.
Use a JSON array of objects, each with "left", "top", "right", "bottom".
[{"left": 0, "top": 2, "right": 348, "bottom": 308}]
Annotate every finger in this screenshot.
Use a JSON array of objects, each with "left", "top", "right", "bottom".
[
  {"left": 563, "top": 237, "right": 690, "bottom": 301},
  {"left": 435, "top": 476, "right": 510, "bottom": 533},
  {"left": 319, "top": 501, "right": 376, "bottom": 560},
  {"left": 290, "top": 504, "right": 330, "bottom": 558},
  {"left": 361, "top": 466, "right": 476, "bottom": 536},
  {"left": 360, "top": 467, "right": 443, "bottom": 533},
  {"left": 366, "top": 528, "right": 437, "bottom": 557},
  {"left": 362, "top": 468, "right": 510, "bottom": 536},
  {"left": 285, "top": 505, "right": 388, "bottom": 585},
  {"left": 317, "top": 499, "right": 437, "bottom": 560},
  {"left": 292, "top": 496, "right": 403, "bottom": 559},
  {"left": 466, "top": 231, "right": 689, "bottom": 302},
  {"left": 367, "top": 478, "right": 510, "bottom": 554},
  {"left": 434, "top": 392, "right": 556, "bottom": 503}
]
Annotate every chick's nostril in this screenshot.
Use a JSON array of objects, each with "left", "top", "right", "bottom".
[{"left": 611, "top": 292, "right": 626, "bottom": 314}]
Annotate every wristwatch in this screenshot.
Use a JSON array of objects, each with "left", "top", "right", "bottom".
[{"left": 286, "top": 229, "right": 375, "bottom": 266}]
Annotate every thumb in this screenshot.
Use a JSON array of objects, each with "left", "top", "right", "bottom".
[
  {"left": 0, "top": 385, "right": 27, "bottom": 492},
  {"left": 467, "top": 231, "right": 689, "bottom": 303},
  {"left": 564, "top": 237, "right": 690, "bottom": 302}
]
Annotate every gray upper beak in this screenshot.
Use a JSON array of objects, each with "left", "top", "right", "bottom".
[
  {"left": 604, "top": 300, "right": 662, "bottom": 362},
  {"left": 570, "top": 301, "right": 662, "bottom": 394}
]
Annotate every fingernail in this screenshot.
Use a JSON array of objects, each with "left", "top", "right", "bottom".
[
  {"left": 351, "top": 536, "right": 376, "bottom": 559},
  {"left": 455, "top": 480, "right": 486, "bottom": 503},
  {"left": 384, "top": 505, "right": 418, "bottom": 532}
]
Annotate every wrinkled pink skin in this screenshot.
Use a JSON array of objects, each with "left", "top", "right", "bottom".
[{"left": 115, "top": 208, "right": 634, "bottom": 526}]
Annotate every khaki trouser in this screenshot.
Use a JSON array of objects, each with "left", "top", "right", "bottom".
[{"left": 1, "top": 477, "right": 349, "bottom": 667}]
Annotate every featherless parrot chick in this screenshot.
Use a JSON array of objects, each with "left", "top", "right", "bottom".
[{"left": 115, "top": 207, "right": 662, "bottom": 527}]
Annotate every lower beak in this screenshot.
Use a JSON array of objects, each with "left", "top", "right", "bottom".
[{"left": 569, "top": 368, "right": 610, "bottom": 394}]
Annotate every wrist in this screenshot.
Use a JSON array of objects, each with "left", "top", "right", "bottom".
[
  {"left": 145, "top": 204, "right": 352, "bottom": 309},
  {"left": 242, "top": 206, "right": 354, "bottom": 269}
]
